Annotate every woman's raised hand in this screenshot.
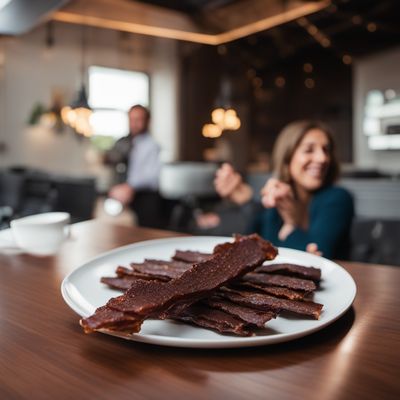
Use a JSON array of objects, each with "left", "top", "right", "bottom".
[
  {"left": 214, "top": 163, "right": 242, "bottom": 198},
  {"left": 260, "top": 178, "right": 294, "bottom": 208},
  {"left": 214, "top": 163, "right": 253, "bottom": 205},
  {"left": 261, "top": 178, "right": 307, "bottom": 240}
]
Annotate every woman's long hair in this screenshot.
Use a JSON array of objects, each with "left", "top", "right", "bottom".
[{"left": 271, "top": 120, "right": 340, "bottom": 188}]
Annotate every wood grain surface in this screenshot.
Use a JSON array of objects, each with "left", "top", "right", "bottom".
[{"left": 0, "top": 220, "right": 399, "bottom": 400}]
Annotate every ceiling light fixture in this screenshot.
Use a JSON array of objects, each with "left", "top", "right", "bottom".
[
  {"left": 202, "top": 73, "right": 241, "bottom": 138},
  {"left": 61, "top": 26, "right": 93, "bottom": 137},
  {"left": 297, "top": 17, "right": 332, "bottom": 49}
]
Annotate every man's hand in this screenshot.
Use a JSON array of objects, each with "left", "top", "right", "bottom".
[{"left": 108, "top": 183, "right": 135, "bottom": 206}]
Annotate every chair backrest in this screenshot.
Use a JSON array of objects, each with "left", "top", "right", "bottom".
[
  {"left": 0, "top": 170, "right": 26, "bottom": 211},
  {"left": 340, "top": 178, "right": 400, "bottom": 220},
  {"left": 340, "top": 177, "right": 400, "bottom": 265},
  {"left": 159, "top": 162, "right": 218, "bottom": 200},
  {"left": 246, "top": 172, "right": 271, "bottom": 201},
  {"left": 52, "top": 177, "right": 97, "bottom": 223},
  {"left": 0, "top": 167, "right": 97, "bottom": 224},
  {"left": 350, "top": 218, "right": 400, "bottom": 266}
]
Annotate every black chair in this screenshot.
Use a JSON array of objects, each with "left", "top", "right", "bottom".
[
  {"left": 159, "top": 162, "right": 219, "bottom": 231},
  {"left": 0, "top": 169, "right": 26, "bottom": 212},
  {"left": 0, "top": 167, "right": 97, "bottom": 227},
  {"left": 52, "top": 177, "right": 97, "bottom": 223},
  {"left": 350, "top": 218, "right": 400, "bottom": 266}
]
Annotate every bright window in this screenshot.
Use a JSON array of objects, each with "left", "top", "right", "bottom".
[{"left": 88, "top": 66, "right": 149, "bottom": 140}]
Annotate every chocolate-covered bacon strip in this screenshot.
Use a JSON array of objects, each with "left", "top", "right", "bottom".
[
  {"left": 143, "top": 259, "right": 191, "bottom": 268},
  {"left": 115, "top": 267, "right": 171, "bottom": 282},
  {"left": 205, "top": 296, "right": 277, "bottom": 328},
  {"left": 101, "top": 276, "right": 167, "bottom": 291},
  {"left": 220, "top": 289, "right": 323, "bottom": 319},
  {"left": 234, "top": 282, "right": 307, "bottom": 300},
  {"left": 243, "top": 272, "right": 316, "bottom": 292},
  {"left": 172, "top": 250, "right": 212, "bottom": 263},
  {"left": 81, "top": 234, "right": 277, "bottom": 333},
  {"left": 167, "top": 303, "right": 251, "bottom": 336},
  {"left": 130, "top": 259, "right": 191, "bottom": 279},
  {"left": 81, "top": 306, "right": 142, "bottom": 333},
  {"left": 256, "top": 263, "right": 321, "bottom": 282}
]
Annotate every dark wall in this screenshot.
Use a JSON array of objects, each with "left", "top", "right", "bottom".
[
  {"left": 179, "top": 43, "right": 353, "bottom": 166},
  {"left": 179, "top": 44, "right": 222, "bottom": 162},
  {"left": 250, "top": 51, "right": 353, "bottom": 163}
]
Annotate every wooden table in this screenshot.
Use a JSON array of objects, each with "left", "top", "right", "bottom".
[{"left": 1, "top": 220, "right": 399, "bottom": 400}]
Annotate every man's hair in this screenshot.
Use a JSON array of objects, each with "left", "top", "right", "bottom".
[
  {"left": 128, "top": 104, "right": 151, "bottom": 121},
  {"left": 272, "top": 120, "right": 340, "bottom": 187}
]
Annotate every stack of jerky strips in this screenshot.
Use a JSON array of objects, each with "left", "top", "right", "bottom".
[{"left": 81, "top": 234, "right": 323, "bottom": 337}]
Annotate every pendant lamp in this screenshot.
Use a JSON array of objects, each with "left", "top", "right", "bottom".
[
  {"left": 202, "top": 72, "right": 240, "bottom": 138},
  {"left": 61, "top": 26, "right": 93, "bottom": 137}
]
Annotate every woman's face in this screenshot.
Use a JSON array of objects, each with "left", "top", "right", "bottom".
[{"left": 289, "top": 128, "right": 331, "bottom": 193}]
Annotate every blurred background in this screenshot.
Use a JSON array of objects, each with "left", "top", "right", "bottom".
[{"left": 1, "top": 0, "right": 400, "bottom": 263}]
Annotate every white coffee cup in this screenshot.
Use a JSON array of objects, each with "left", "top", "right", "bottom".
[{"left": 10, "top": 212, "right": 71, "bottom": 256}]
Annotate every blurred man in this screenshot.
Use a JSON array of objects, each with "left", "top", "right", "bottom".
[{"left": 105, "top": 105, "right": 162, "bottom": 228}]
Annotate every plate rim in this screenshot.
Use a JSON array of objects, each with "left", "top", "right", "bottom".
[{"left": 61, "top": 235, "right": 357, "bottom": 349}]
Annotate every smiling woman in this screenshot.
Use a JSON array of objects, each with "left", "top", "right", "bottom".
[{"left": 214, "top": 120, "right": 354, "bottom": 260}]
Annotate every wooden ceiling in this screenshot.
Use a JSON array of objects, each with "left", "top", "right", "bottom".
[
  {"left": 133, "top": 0, "right": 241, "bottom": 15},
  {"left": 50, "top": 0, "right": 400, "bottom": 56},
  {"left": 52, "top": 0, "right": 330, "bottom": 45},
  {"left": 244, "top": 0, "right": 400, "bottom": 65}
]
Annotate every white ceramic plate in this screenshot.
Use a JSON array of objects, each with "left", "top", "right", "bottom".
[{"left": 61, "top": 236, "right": 356, "bottom": 348}]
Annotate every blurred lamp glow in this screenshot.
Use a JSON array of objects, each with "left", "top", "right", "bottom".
[
  {"left": 208, "top": 107, "right": 241, "bottom": 135},
  {"left": 202, "top": 124, "right": 222, "bottom": 138}
]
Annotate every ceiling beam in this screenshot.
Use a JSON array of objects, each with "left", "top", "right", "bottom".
[
  {"left": 213, "top": 0, "right": 331, "bottom": 44},
  {"left": 52, "top": 0, "right": 330, "bottom": 45}
]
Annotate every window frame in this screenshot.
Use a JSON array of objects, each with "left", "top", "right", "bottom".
[{"left": 88, "top": 65, "right": 151, "bottom": 140}]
